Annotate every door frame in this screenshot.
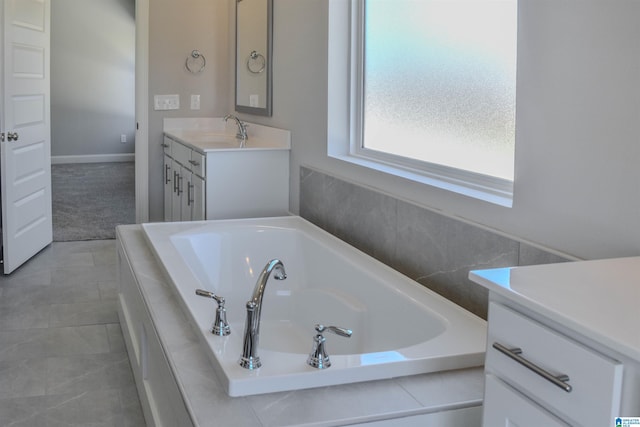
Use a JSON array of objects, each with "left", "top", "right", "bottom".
[{"left": 134, "top": 0, "right": 149, "bottom": 224}]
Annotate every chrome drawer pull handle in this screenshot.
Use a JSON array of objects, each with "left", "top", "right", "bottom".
[
  {"left": 187, "top": 182, "right": 194, "bottom": 206},
  {"left": 165, "top": 164, "right": 171, "bottom": 184},
  {"left": 492, "top": 342, "right": 572, "bottom": 393},
  {"left": 188, "top": 160, "right": 200, "bottom": 166}
]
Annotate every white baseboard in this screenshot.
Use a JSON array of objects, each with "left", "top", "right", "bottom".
[{"left": 51, "top": 153, "right": 135, "bottom": 164}]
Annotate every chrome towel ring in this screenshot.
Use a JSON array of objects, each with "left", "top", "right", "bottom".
[
  {"left": 247, "top": 50, "right": 266, "bottom": 74},
  {"left": 186, "top": 50, "right": 206, "bottom": 74}
]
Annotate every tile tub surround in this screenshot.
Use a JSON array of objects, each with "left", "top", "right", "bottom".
[
  {"left": 117, "top": 225, "right": 485, "bottom": 426},
  {"left": 299, "top": 167, "right": 573, "bottom": 319}
]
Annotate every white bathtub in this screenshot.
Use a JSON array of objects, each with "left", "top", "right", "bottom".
[{"left": 142, "top": 216, "right": 486, "bottom": 396}]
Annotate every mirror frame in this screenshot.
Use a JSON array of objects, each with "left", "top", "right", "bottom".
[{"left": 234, "top": 0, "right": 273, "bottom": 117}]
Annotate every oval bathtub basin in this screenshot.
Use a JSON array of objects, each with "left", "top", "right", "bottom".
[{"left": 141, "top": 216, "right": 486, "bottom": 397}]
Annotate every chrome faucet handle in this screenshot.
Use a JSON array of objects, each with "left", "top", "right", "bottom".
[
  {"left": 195, "top": 289, "right": 231, "bottom": 336},
  {"left": 307, "top": 324, "right": 352, "bottom": 369},
  {"left": 315, "top": 324, "right": 352, "bottom": 337}
]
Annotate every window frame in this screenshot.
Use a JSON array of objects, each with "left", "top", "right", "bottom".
[{"left": 327, "top": 0, "right": 515, "bottom": 207}]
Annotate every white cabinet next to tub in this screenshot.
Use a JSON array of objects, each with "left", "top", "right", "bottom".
[
  {"left": 162, "top": 126, "right": 290, "bottom": 222},
  {"left": 469, "top": 257, "right": 640, "bottom": 427}
]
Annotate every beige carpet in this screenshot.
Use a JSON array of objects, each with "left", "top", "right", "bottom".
[{"left": 52, "top": 162, "right": 135, "bottom": 241}]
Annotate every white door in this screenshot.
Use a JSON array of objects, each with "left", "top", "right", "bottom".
[{"left": 0, "top": 0, "right": 52, "bottom": 274}]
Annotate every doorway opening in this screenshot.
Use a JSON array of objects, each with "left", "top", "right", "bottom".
[{"left": 50, "top": 0, "right": 137, "bottom": 241}]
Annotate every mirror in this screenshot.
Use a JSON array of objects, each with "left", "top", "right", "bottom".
[{"left": 235, "top": 0, "right": 273, "bottom": 116}]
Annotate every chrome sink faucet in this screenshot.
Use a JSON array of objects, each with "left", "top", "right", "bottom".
[
  {"left": 239, "top": 259, "right": 287, "bottom": 369},
  {"left": 223, "top": 114, "right": 248, "bottom": 147}
]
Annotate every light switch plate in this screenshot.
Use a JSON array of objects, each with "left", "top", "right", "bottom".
[
  {"left": 154, "top": 94, "right": 180, "bottom": 110},
  {"left": 190, "top": 94, "right": 200, "bottom": 110}
]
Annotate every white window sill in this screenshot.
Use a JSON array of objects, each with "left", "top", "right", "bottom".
[{"left": 329, "top": 152, "right": 514, "bottom": 208}]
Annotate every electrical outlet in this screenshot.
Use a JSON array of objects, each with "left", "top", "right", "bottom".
[{"left": 121, "top": 134, "right": 127, "bottom": 143}]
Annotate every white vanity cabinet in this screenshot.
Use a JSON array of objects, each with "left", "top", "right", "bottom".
[
  {"left": 162, "top": 132, "right": 289, "bottom": 222},
  {"left": 470, "top": 257, "right": 640, "bottom": 427},
  {"left": 163, "top": 136, "right": 206, "bottom": 222}
]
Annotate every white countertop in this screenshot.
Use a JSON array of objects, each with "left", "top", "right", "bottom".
[
  {"left": 469, "top": 256, "right": 640, "bottom": 363},
  {"left": 163, "top": 117, "right": 291, "bottom": 153}
]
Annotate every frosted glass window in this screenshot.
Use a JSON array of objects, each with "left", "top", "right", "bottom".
[{"left": 362, "top": 0, "right": 517, "bottom": 181}]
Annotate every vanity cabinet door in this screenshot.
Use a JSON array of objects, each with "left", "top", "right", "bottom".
[
  {"left": 190, "top": 175, "right": 205, "bottom": 221},
  {"left": 163, "top": 137, "right": 207, "bottom": 222},
  {"left": 163, "top": 155, "right": 173, "bottom": 222},
  {"left": 483, "top": 374, "right": 569, "bottom": 427},
  {"left": 171, "top": 160, "right": 185, "bottom": 222},
  {"left": 180, "top": 170, "right": 193, "bottom": 222}
]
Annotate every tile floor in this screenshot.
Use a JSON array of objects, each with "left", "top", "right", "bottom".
[{"left": 0, "top": 240, "right": 145, "bottom": 426}]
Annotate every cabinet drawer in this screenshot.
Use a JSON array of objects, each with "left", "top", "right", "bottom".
[
  {"left": 486, "top": 302, "right": 623, "bottom": 427},
  {"left": 171, "top": 139, "right": 192, "bottom": 166},
  {"left": 189, "top": 151, "right": 205, "bottom": 177},
  {"left": 483, "top": 374, "right": 569, "bottom": 427}
]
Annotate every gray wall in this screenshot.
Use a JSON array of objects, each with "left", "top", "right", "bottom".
[
  {"left": 147, "top": 0, "right": 232, "bottom": 221},
  {"left": 51, "top": 0, "right": 136, "bottom": 158}
]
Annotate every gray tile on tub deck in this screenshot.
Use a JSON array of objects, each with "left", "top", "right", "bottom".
[{"left": 248, "top": 379, "right": 422, "bottom": 427}]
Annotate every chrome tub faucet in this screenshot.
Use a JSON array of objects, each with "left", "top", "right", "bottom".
[{"left": 239, "top": 259, "right": 287, "bottom": 369}]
